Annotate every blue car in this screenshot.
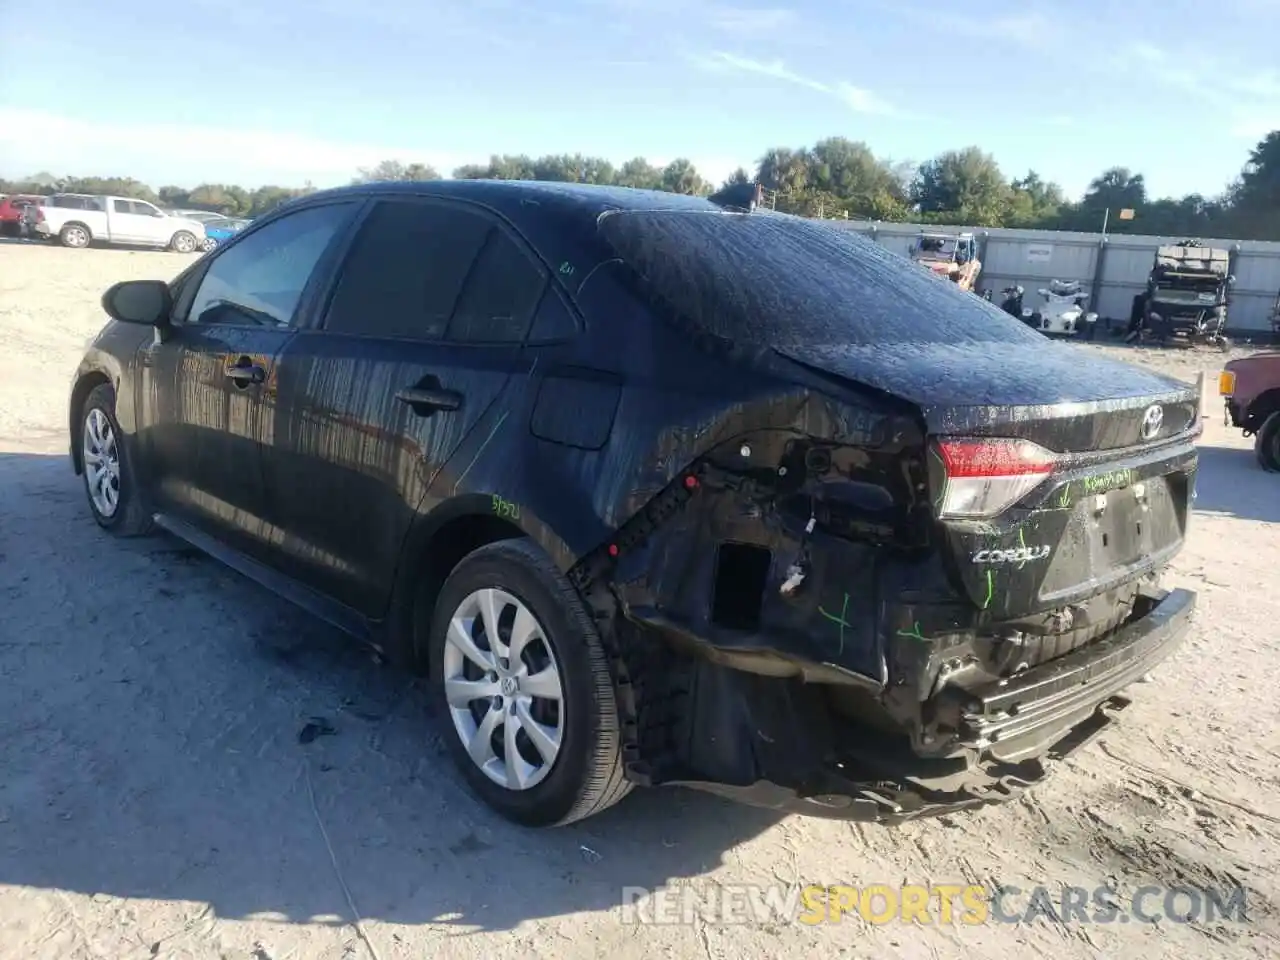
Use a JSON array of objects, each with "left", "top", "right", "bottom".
[{"left": 201, "top": 217, "right": 251, "bottom": 252}]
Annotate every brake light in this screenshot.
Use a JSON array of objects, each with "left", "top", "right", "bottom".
[
  {"left": 1218, "top": 370, "right": 1235, "bottom": 397},
  {"left": 933, "top": 438, "right": 1055, "bottom": 519}
]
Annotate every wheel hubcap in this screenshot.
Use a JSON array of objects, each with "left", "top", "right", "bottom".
[
  {"left": 82, "top": 408, "right": 121, "bottom": 517},
  {"left": 68, "top": 228, "right": 86, "bottom": 246},
  {"left": 442, "top": 588, "right": 564, "bottom": 791}
]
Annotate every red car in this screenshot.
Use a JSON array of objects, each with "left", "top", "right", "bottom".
[
  {"left": 1221, "top": 351, "right": 1280, "bottom": 470},
  {"left": 0, "top": 194, "right": 44, "bottom": 237}
]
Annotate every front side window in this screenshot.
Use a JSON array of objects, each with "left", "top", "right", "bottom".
[{"left": 184, "top": 203, "right": 353, "bottom": 328}]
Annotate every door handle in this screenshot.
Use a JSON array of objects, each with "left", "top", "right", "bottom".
[
  {"left": 395, "top": 387, "right": 463, "bottom": 413},
  {"left": 225, "top": 357, "right": 265, "bottom": 386}
]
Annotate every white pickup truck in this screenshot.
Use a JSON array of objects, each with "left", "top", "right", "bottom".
[{"left": 27, "top": 194, "right": 207, "bottom": 252}]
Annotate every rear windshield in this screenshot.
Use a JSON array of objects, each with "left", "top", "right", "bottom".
[{"left": 598, "top": 210, "right": 1042, "bottom": 347}]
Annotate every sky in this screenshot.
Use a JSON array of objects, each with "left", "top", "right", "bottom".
[{"left": 1, "top": 0, "right": 1278, "bottom": 201}]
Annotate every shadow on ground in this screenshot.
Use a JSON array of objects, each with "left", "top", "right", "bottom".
[
  {"left": 0, "top": 452, "right": 778, "bottom": 933},
  {"left": 1192, "top": 444, "right": 1280, "bottom": 523}
]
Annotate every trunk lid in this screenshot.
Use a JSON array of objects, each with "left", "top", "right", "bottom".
[{"left": 773, "top": 341, "right": 1201, "bottom": 619}]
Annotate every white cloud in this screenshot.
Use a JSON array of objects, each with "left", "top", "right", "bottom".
[
  {"left": 1130, "top": 41, "right": 1166, "bottom": 63},
  {"left": 0, "top": 107, "right": 468, "bottom": 187},
  {"left": 706, "top": 5, "right": 797, "bottom": 34},
  {"left": 693, "top": 52, "right": 898, "bottom": 114},
  {"left": 1229, "top": 112, "right": 1280, "bottom": 139}
]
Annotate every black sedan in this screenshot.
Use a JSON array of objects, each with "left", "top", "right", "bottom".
[{"left": 70, "top": 180, "right": 1198, "bottom": 827}]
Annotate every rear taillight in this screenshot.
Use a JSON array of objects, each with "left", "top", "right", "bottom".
[{"left": 933, "top": 438, "right": 1055, "bottom": 519}]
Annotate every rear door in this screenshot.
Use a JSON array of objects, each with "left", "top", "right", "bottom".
[
  {"left": 260, "top": 196, "right": 548, "bottom": 616},
  {"left": 134, "top": 200, "right": 358, "bottom": 560}
]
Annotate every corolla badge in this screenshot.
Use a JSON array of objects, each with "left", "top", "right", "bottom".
[
  {"left": 1140, "top": 404, "right": 1164, "bottom": 441},
  {"left": 972, "top": 545, "right": 1051, "bottom": 564}
]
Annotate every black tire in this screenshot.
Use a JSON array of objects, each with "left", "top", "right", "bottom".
[
  {"left": 59, "top": 223, "right": 90, "bottom": 248},
  {"left": 79, "top": 383, "right": 153, "bottom": 536},
  {"left": 428, "top": 538, "right": 631, "bottom": 827},
  {"left": 170, "top": 230, "right": 197, "bottom": 253},
  {"left": 1255, "top": 411, "right": 1280, "bottom": 473}
]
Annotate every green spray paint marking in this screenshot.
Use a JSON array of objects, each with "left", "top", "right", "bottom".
[
  {"left": 558, "top": 261, "right": 575, "bottom": 276},
  {"left": 895, "top": 622, "right": 927, "bottom": 642},
  {"left": 1081, "top": 468, "right": 1134, "bottom": 495},
  {"left": 1057, "top": 484, "right": 1072, "bottom": 509},
  {"left": 1017, "top": 527, "right": 1028, "bottom": 570},
  {"left": 817, "top": 593, "right": 851, "bottom": 656},
  {"left": 981, "top": 570, "right": 994, "bottom": 610}
]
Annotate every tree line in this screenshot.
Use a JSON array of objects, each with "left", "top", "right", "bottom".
[{"left": 4, "top": 131, "right": 1278, "bottom": 240}]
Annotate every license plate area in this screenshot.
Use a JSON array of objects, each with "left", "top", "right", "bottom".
[{"left": 1038, "top": 474, "right": 1186, "bottom": 600}]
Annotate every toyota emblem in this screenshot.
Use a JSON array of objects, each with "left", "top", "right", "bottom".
[{"left": 1140, "top": 404, "right": 1164, "bottom": 441}]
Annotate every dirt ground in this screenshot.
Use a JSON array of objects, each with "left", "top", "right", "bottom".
[{"left": 1, "top": 241, "right": 1278, "bottom": 960}]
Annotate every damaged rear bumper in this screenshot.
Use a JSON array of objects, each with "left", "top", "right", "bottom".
[{"left": 661, "top": 587, "right": 1196, "bottom": 823}]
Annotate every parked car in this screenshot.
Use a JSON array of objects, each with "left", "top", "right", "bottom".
[
  {"left": 29, "top": 195, "right": 206, "bottom": 251},
  {"left": 1220, "top": 351, "right": 1280, "bottom": 470},
  {"left": 166, "top": 208, "right": 228, "bottom": 223},
  {"left": 0, "top": 193, "right": 44, "bottom": 237},
  {"left": 200, "top": 216, "right": 252, "bottom": 252},
  {"left": 70, "top": 180, "right": 1199, "bottom": 828}
]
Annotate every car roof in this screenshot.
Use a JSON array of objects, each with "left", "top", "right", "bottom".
[{"left": 298, "top": 179, "right": 726, "bottom": 222}]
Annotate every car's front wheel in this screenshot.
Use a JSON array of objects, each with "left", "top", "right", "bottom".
[
  {"left": 80, "top": 383, "right": 153, "bottom": 536},
  {"left": 428, "top": 538, "right": 631, "bottom": 827}
]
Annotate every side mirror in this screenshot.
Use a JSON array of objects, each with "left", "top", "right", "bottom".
[
  {"left": 102, "top": 279, "right": 172, "bottom": 326},
  {"left": 1228, "top": 275, "right": 1236, "bottom": 285}
]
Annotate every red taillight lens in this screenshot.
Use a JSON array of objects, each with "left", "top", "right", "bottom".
[{"left": 933, "top": 438, "right": 1055, "bottom": 519}]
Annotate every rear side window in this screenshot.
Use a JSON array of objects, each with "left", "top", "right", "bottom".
[
  {"left": 446, "top": 228, "right": 547, "bottom": 343},
  {"left": 324, "top": 199, "right": 491, "bottom": 340},
  {"left": 599, "top": 211, "right": 1045, "bottom": 347}
]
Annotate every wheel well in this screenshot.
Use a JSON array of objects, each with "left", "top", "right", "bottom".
[
  {"left": 61, "top": 220, "right": 92, "bottom": 238},
  {"left": 69, "top": 372, "right": 111, "bottom": 474},
  {"left": 1247, "top": 388, "right": 1280, "bottom": 429},
  {"left": 402, "top": 513, "right": 527, "bottom": 669}
]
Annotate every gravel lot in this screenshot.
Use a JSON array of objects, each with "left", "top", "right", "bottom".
[{"left": 2, "top": 241, "right": 1278, "bottom": 960}]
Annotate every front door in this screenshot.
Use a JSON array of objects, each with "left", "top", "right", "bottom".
[
  {"left": 261, "top": 196, "right": 550, "bottom": 617},
  {"left": 134, "top": 200, "right": 359, "bottom": 561},
  {"left": 108, "top": 197, "right": 150, "bottom": 243}
]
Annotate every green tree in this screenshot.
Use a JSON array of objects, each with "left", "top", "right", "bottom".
[
  {"left": 1006, "top": 171, "right": 1066, "bottom": 227},
  {"left": 615, "top": 157, "right": 663, "bottom": 190},
  {"left": 660, "top": 158, "right": 707, "bottom": 195},
  {"left": 911, "top": 147, "right": 1010, "bottom": 225},
  {"left": 353, "top": 159, "right": 441, "bottom": 183}
]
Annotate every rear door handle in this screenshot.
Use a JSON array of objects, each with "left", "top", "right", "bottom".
[
  {"left": 225, "top": 358, "right": 265, "bottom": 385},
  {"left": 395, "top": 387, "right": 463, "bottom": 413}
]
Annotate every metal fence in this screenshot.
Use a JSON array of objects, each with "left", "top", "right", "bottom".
[{"left": 830, "top": 220, "right": 1280, "bottom": 335}]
